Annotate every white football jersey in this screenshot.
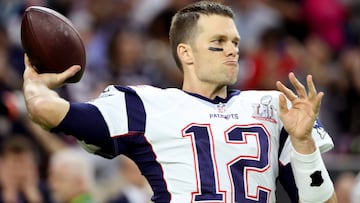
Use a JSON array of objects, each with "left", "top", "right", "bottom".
[{"left": 84, "top": 85, "right": 334, "bottom": 203}]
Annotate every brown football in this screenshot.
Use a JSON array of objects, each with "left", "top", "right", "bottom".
[{"left": 21, "top": 6, "right": 86, "bottom": 83}]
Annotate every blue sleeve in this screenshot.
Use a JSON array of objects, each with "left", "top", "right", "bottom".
[
  {"left": 50, "top": 102, "right": 119, "bottom": 158},
  {"left": 278, "top": 163, "right": 299, "bottom": 203},
  {"left": 278, "top": 128, "right": 299, "bottom": 203}
]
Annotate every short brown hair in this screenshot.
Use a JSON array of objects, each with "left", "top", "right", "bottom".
[
  {"left": 0, "top": 135, "right": 38, "bottom": 164},
  {"left": 169, "top": 1, "right": 234, "bottom": 70}
]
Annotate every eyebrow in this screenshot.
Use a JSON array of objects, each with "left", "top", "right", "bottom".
[{"left": 211, "top": 34, "right": 240, "bottom": 42}]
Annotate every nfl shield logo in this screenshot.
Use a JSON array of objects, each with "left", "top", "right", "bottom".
[{"left": 217, "top": 103, "right": 226, "bottom": 113}]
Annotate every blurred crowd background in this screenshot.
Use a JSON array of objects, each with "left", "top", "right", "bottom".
[{"left": 1, "top": 0, "right": 360, "bottom": 202}]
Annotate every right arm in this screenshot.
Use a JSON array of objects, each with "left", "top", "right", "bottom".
[
  {"left": 23, "top": 55, "right": 118, "bottom": 158},
  {"left": 23, "top": 54, "right": 81, "bottom": 130}
]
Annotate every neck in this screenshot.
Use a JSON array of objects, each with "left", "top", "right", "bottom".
[{"left": 182, "top": 82, "right": 228, "bottom": 99}]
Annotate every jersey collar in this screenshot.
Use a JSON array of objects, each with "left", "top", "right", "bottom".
[{"left": 184, "top": 89, "right": 240, "bottom": 104}]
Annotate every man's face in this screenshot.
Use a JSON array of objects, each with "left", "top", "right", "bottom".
[
  {"left": 48, "top": 163, "right": 77, "bottom": 202},
  {"left": 0, "top": 152, "right": 38, "bottom": 185},
  {"left": 190, "top": 14, "right": 240, "bottom": 86}
]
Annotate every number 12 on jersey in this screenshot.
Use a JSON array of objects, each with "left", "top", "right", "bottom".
[{"left": 182, "top": 123, "right": 271, "bottom": 203}]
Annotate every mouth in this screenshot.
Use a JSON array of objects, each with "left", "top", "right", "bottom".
[
  {"left": 224, "top": 61, "right": 239, "bottom": 78},
  {"left": 223, "top": 60, "right": 239, "bottom": 66}
]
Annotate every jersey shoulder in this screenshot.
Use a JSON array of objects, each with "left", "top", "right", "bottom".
[
  {"left": 96, "top": 85, "right": 183, "bottom": 98},
  {"left": 128, "top": 85, "right": 193, "bottom": 104},
  {"left": 239, "top": 90, "right": 282, "bottom": 98},
  {"left": 237, "top": 90, "right": 282, "bottom": 105}
]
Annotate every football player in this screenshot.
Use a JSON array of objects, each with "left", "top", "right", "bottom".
[{"left": 23, "top": 1, "right": 337, "bottom": 202}]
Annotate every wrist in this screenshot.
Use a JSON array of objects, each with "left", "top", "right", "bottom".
[
  {"left": 290, "top": 136, "right": 316, "bottom": 154},
  {"left": 291, "top": 147, "right": 334, "bottom": 203},
  {"left": 24, "top": 79, "right": 57, "bottom": 100}
]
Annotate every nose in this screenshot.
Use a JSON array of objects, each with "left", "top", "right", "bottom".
[{"left": 224, "top": 43, "right": 239, "bottom": 57}]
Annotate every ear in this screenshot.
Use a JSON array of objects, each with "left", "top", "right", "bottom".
[{"left": 177, "top": 43, "right": 194, "bottom": 66}]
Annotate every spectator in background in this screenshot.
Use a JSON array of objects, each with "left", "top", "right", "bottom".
[
  {"left": 0, "top": 135, "right": 53, "bottom": 203},
  {"left": 24, "top": 119, "right": 120, "bottom": 203},
  {"left": 332, "top": 46, "right": 360, "bottom": 153},
  {"left": 346, "top": 0, "right": 360, "bottom": 45},
  {"left": 334, "top": 172, "right": 355, "bottom": 203},
  {"left": 106, "top": 156, "right": 152, "bottom": 203},
  {"left": 68, "top": 27, "right": 157, "bottom": 102},
  {"left": 48, "top": 148, "right": 96, "bottom": 203},
  {"left": 239, "top": 27, "right": 297, "bottom": 90},
  {"left": 130, "top": 0, "right": 171, "bottom": 30},
  {"left": 351, "top": 172, "right": 360, "bottom": 203},
  {"left": 0, "top": 24, "right": 23, "bottom": 123},
  {"left": 144, "top": 0, "right": 191, "bottom": 88},
  {"left": 302, "top": 0, "right": 348, "bottom": 54},
  {"left": 225, "top": 0, "right": 282, "bottom": 54},
  {"left": 263, "top": 0, "right": 308, "bottom": 43},
  {"left": 299, "top": 35, "right": 341, "bottom": 141},
  {"left": 66, "top": 0, "right": 138, "bottom": 102},
  {"left": 72, "top": 0, "right": 137, "bottom": 80},
  {"left": 106, "top": 27, "right": 155, "bottom": 86},
  {"left": 0, "top": 24, "right": 21, "bottom": 92}
]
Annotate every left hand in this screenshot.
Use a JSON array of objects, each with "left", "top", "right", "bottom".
[{"left": 276, "top": 72, "right": 324, "bottom": 154}]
